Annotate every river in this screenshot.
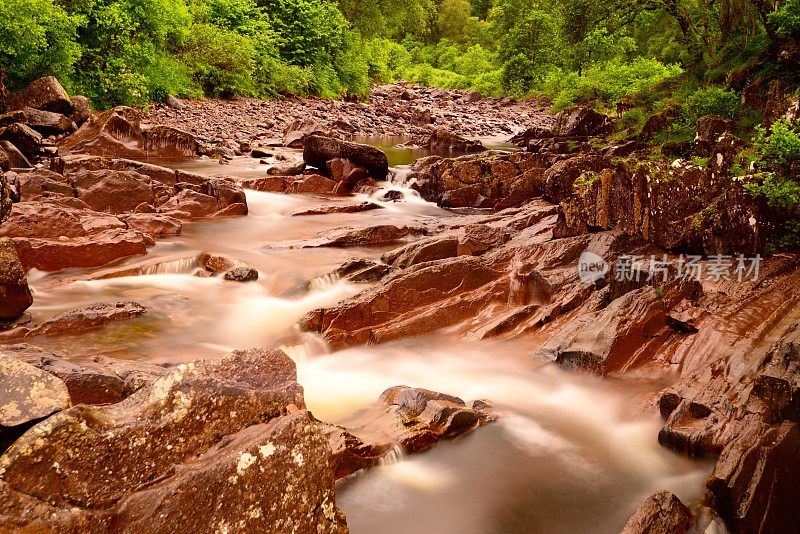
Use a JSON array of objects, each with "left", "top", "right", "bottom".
[{"left": 20, "top": 147, "right": 712, "bottom": 533}]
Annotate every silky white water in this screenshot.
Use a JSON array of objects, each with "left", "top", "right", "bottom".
[{"left": 21, "top": 155, "right": 712, "bottom": 533}]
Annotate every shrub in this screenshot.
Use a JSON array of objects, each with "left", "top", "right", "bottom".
[
  {"left": 180, "top": 23, "right": 255, "bottom": 98},
  {"left": 754, "top": 119, "right": 800, "bottom": 174},
  {"left": 682, "top": 87, "right": 740, "bottom": 124},
  {"left": 0, "top": 0, "right": 81, "bottom": 89}
]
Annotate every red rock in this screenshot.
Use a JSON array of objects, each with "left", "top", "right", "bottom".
[
  {"left": 706, "top": 421, "right": 800, "bottom": 533},
  {"left": 120, "top": 213, "right": 182, "bottom": 237},
  {"left": 0, "top": 349, "right": 346, "bottom": 533},
  {"left": 0, "top": 239, "right": 33, "bottom": 320},
  {"left": 304, "top": 135, "right": 389, "bottom": 180},
  {"left": 0, "top": 123, "right": 42, "bottom": 160},
  {"left": 241, "top": 175, "right": 292, "bottom": 192},
  {"left": 4, "top": 77, "right": 73, "bottom": 115},
  {"left": 0, "top": 141, "right": 31, "bottom": 169},
  {"left": 142, "top": 125, "right": 197, "bottom": 158},
  {"left": 283, "top": 118, "right": 331, "bottom": 148},
  {"left": 426, "top": 129, "right": 485, "bottom": 153},
  {"left": 325, "top": 386, "right": 495, "bottom": 479},
  {"left": 74, "top": 169, "right": 155, "bottom": 213},
  {"left": 289, "top": 174, "right": 337, "bottom": 194},
  {"left": 69, "top": 96, "right": 90, "bottom": 126},
  {"left": 61, "top": 107, "right": 145, "bottom": 159},
  {"left": 556, "top": 106, "right": 610, "bottom": 137},
  {"left": 12, "top": 229, "right": 148, "bottom": 271},
  {"left": 15, "top": 169, "right": 74, "bottom": 199},
  {"left": 17, "top": 107, "right": 75, "bottom": 135},
  {"left": 621, "top": 491, "right": 693, "bottom": 534},
  {"left": 4, "top": 344, "right": 165, "bottom": 406}
]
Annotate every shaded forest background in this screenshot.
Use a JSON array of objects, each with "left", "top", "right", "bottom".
[{"left": 2, "top": 0, "right": 798, "bottom": 111}]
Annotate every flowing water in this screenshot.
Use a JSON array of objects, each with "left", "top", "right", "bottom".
[{"left": 20, "top": 145, "right": 712, "bottom": 533}]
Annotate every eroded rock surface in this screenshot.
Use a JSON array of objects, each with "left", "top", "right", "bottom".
[{"left": 0, "top": 348, "right": 348, "bottom": 533}]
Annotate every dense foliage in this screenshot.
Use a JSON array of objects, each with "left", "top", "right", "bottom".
[{"left": 1, "top": 0, "right": 799, "bottom": 113}]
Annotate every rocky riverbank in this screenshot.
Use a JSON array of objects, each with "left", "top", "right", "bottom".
[{"left": 1, "top": 76, "right": 799, "bottom": 533}]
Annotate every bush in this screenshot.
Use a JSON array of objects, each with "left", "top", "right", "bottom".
[
  {"left": 180, "top": 23, "right": 255, "bottom": 98},
  {"left": 541, "top": 59, "right": 682, "bottom": 111},
  {"left": 754, "top": 119, "right": 800, "bottom": 174},
  {"left": 0, "top": 0, "right": 81, "bottom": 89},
  {"left": 682, "top": 87, "right": 740, "bottom": 124}
]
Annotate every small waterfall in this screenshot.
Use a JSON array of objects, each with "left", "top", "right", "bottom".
[
  {"left": 378, "top": 444, "right": 406, "bottom": 467},
  {"left": 143, "top": 256, "right": 199, "bottom": 275},
  {"left": 309, "top": 272, "right": 341, "bottom": 291}
]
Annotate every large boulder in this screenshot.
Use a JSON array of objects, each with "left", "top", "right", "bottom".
[
  {"left": 3, "top": 77, "right": 73, "bottom": 115},
  {"left": 326, "top": 386, "right": 495, "bottom": 479},
  {"left": 0, "top": 238, "right": 33, "bottom": 321},
  {"left": 0, "top": 348, "right": 348, "bottom": 533},
  {"left": 3, "top": 344, "right": 166, "bottom": 406},
  {"left": 304, "top": 135, "right": 389, "bottom": 180},
  {"left": 283, "top": 118, "right": 331, "bottom": 148},
  {"left": 14, "top": 107, "right": 75, "bottom": 136},
  {"left": 556, "top": 107, "right": 611, "bottom": 137},
  {"left": 621, "top": 491, "right": 693, "bottom": 534},
  {"left": 0, "top": 354, "right": 70, "bottom": 453},
  {"left": 61, "top": 108, "right": 199, "bottom": 159},
  {"left": 0, "top": 123, "right": 42, "bottom": 160},
  {"left": 12, "top": 229, "right": 149, "bottom": 272},
  {"left": 425, "top": 129, "right": 485, "bottom": 153},
  {"left": 0, "top": 141, "right": 32, "bottom": 168},
  {"left": 73, "top": 170, "right": 156, "bottom": 213},
  {"left": 695, "top": 115, "right": 735, "bottom": 157},
  {"left": 706, "top": 421, "right": 800, "bottom": 534}
]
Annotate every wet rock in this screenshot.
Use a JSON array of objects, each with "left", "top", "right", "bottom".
[
  {"left": 250, "top": 147, "right": 272, "bottom": 158},
  {"left": 0, "top": 349, "right": 346, "bottom": 533},
  {"left": 383, "top": 190, "right": 404, "bottom": 202},
  {"left": 0, "top": 141, "right": 31, "bottom": 169},
  {"left": 289, "top": 174, "right": 337, "bottom": 194},
  {"left": 12, "top": 229, "right": 149, "bottom": 272},
  {"left": 20, "top": 302, "right": 148, "bottom": 339},
  {"left": 62, "top": 107, "right": 199, "bottom": 159},
  {"left": 17, "top": 107, "right": 75, "bottom": 135},
  {"left": 0, "top": 123, "right": 42, "bottom": 160},
  {"left": 304, "top": 135, "right": 389, "bottom": 180},
  {"left": 326, "top": 386, "right": 495, "bottom": 479},
  {"left": 224, "top": 266, "right": 258, "bottom": 282},
  {"left": 509, "top": 124, "right": 557, "bottom": 147},
  {"left": 69, "top": 96, "right": 90, "bottom": 127},
  {"left": 0, "top": 239, "right": 33, "bottom": 321},
  {"left": 283, "top": 118, "right": 331, "bottom": 148},
  {"left": 410, "top": 151, "right": 546, "bottom": 209},
  {"left": 120, "top": 213, "right": 182, "bottom": 237},
  {"left": 293, "top": 202, "right": 382, "bottom": 216},
  {"left": 74, "top": 169, "right": 156, "bottom": 213},
  {"left": 267, "top": 160, "right": 305, "bottom": 176},
  {"left": 199, "top": 251, "right": 237, "bottom": 273},
  {"left": 241, "top": 175, "right": 291, "bottom": 192},
  {"left": 314, "top": 224, "right": 422, "bottom": 248},
  {"left": 382, "top": 236, "right": 459, "bottom": 268},
  {"left": 335, "top": 258, "right": 394, "bottom": 283},
  {"left": 142, "top": 125, "right": 198, "bottom": 158},
  {"left": 457, "top": 224, "right": 511, "bottom": 256},
  {"left": 2, "top": 344, "right": 166, "bottom": 406},
  {"left": 4, "top": 76, "right": 73, "bottom": 115},
  {"left": 556, "top": 107, "right": 611, "bottom": 137},
  {"left": 425, "top": 129, "right": 485, "bottom": 153},
  {"left": 0, "top": 354, "right": 70, "bottom": 453},
  {"left": 695, "top": 115, "right": 735, "bottom": 157},
  {"left": 536, "top": 286, "right": 680, "bottom": 375},
  {"left": 621, "top": 491, "right": 693, "bottom": 534},
  {"left": 706, "top": 421, "right": 800, "bottom": 533},
  {"left": 659, "top": 320, "right": 800, "bottom": 456},
  {"left": 61, "top": 107, "right": 145, "bottom": 158},
  {"left": 301, "top": 255, "right": 502, "bottom": 349}
]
